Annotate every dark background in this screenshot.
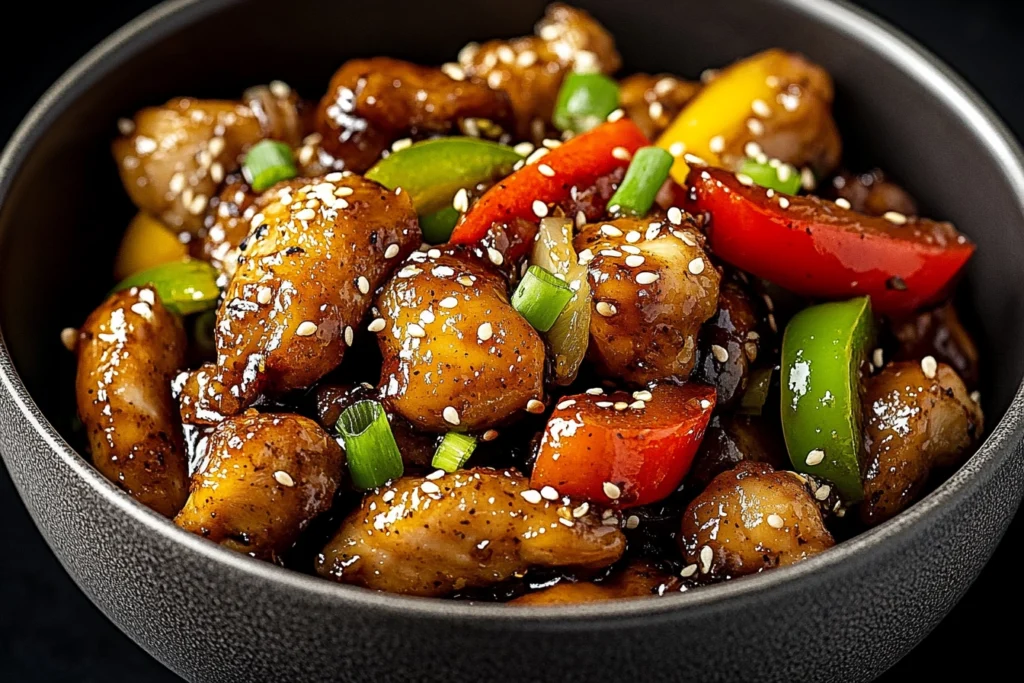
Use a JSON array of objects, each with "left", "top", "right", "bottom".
[{"left": 1, "top": 0, "right": 1021, "bottom": 680}]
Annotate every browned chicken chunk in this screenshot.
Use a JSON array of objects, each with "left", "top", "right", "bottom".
[
  {"left": 692, "top": 282, "right": 762, "bottom": 407},
  {"left": 829, "top": 168, "right": 918, "bottom": 218},
  {"left": 375, "top": 250, "right": 546, "bottom": 432},
  {"left": 860, "top": 361, "right": 983, "bottom": 526},
  {"left": 195, "top": 178, "right": 257, "bottom": 277},
  {"left": 175, "top": 411, "right": 344, "bottom": 561},
  {"left": 75, "top": 287, "right": 189, "bottom": 517},
  {"left": 688, "top": 414, "right": 787, "bottom": 492},
  {"left": 509, "top": 560, "right": 680, "bottom": 605},
  {"left": 316, "top": 468, "right": 625, "bottom": 596},
  {"left": 680, "top": 461, "right": 834, "bottom": 578},
  {"left": 619, "top": 73, "right": 701, "bottom": 139},
  {"left": 113, "top": 87, "right": 305, "bottom": 233},
  {"left": 178, "top": 175, "right": 420, "bottom": 425},
  {"left": 315, "top": 57, "right": 514, "bottom": 173},
  {"left": 457, "top": 3, "right": 621, "bottom": 140},
  {"left": 890, "top": 302, "right": 979, "bottom": 389},
  {"left": 575, "top": 215, "right": 721, "bottom": 385}
]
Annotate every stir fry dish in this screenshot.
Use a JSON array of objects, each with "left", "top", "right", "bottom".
[{"left": 68, "top": 4, "right": 984, "bottom": 602}]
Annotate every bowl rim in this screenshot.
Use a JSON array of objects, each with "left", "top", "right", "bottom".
[{"left": 2, "top": 0, "right": 1024, "bottom": 626}]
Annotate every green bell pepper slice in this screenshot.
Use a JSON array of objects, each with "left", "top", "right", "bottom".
[
  {"left": 552, "top": 72, "right": 621, "bottom": 134},
  {"left": 780, "top": 296, "right": 874, "bottom": 501},
  {"left": 112, "top": 258, "right": 221, "bottom": 316},
  {"left": 364, "top": 137, "right": 523, "bottom": 217}
]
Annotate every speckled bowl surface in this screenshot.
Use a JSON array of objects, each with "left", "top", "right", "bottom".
[{"left": 2, "top": 1, "right": 1023, "bottom": 681}]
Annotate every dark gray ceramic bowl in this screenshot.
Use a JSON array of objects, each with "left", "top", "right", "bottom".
[{"left": 2, "top": 0, "right": 1023, "bottom": 681}]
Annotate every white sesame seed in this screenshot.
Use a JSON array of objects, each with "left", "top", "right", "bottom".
[
  {"left": 407, "top": 323, "right": 426, "bottom": 338},
  {"left": 577, "top": 248, "right": 594, "bottom": 265},
  {"left": 367, "top": 318, "right": 386, "bottom": 333},
  {"left": 921, "top": 355, "right": 938, "bottom": 379},
  {"left": 711, "top": 344, "right": 729, "bottom": 363},
  {"left": 600, "top": 224, "right": 623, "bottom": 237},
  {"left": 778, "top": 196, "right": 791, "bottom": 209},
  {"left": 688, "top": 258, "right": 705, "bottom": 275},
  {"left": 475, "top": 322, "right": 493, "bottom": 342},
  {"left": 521, "top": 489, "right": 543, "bottom": 504},
  {"left": 526, "top": 399, "right": 546, "bottom": 414},
  {"left": 613, "top": 401, "right": 628, "bottom": 411},
  {"left": 871, "top": 348, "right": 883, "bottom": 368},
  {"left": 356, "top": 276, "right": 370, "bottom": 295},
  {"left": 752, "top": 98, "right": 772, "bottom": 118},
  {"left": 439, "top": 297, "right": 458, "bottom": 309},
  {"left": 632, "top": 390, "right": 653, "bottom": 401},
  {"left": 599, "top": 249, "right": 621, "bottom": 258},
  {"left": 586, "top": 387, "right": 604, "bottom": 396},
  {"left": 542, "top": 138, "right": 562, "bottom": 150},
  {"left": 667, "top": 207, "right": 683, "bottom": 225},
  {"left": 420, "top": 481, "right": 441, "bottom": 494},
  {"left": 612, "top": 146, "right": 632, "bottom": 161},
  {"left": 117, "top": 118, "right": 135, "bottom": 136},
  {"left": 625, "top": 515, "right": 640, "bottom": 530},
  {"left": 708, "top": 135, "right": 725, "bottom": 154},
  {"left": 648, "top": 101, "right": 664, "bottom": 120},
  {"left": 168, "top": 172, "right": 186, "bottom": 195},
  {"left": 884, "top": 210, "right": 908, "bottom": 225},
  {"left": 538, "top": 163, "right": 556, "bottom": 177},
  {"left": 487, "top": 247, "right": 504, "bottom": 266},
  {"left": 628, "top": 400, "right": 646, "bottom": 410},
  {"left": 602, "top": 482, "right": 621, "bottom": 500},
  {"left": 806, "top": 449, "right": 826, "bottom": 466},
  {"left": 256, "top": 286, "right": 273, "bottom": 305},
  {"left": 767, "top": 513, "right": 785, "bottom": 529},
  {"left": 480, "top": 429, "right": 499, "bottom": 442},
  {"left": 442, "top": 406, "right": 461, "bottom": 426},
  {"left": 427, "top": 248, "right": 442, "bottom": 259},
  {"left": 747, "top": 118, "right": 765, "bottom": 136},
  {"left": 540, "top": 485, "right": 559, "bottom": 501},
  {"left": 344, "top": 326, "right": 354, "bottom": 346},
  {"left": 620, "top": 244, "right": 641, "bottom": 255},
  {"left": 815, "top": 485, "right": 832, "bottom": 501},
  {"left": 635, "top": 272, "right": 659, "bottom": 285},
  {"left": 575, "top": 210, "right": 587, "bottom": 228},
  {"left": 296, "top": 208, "right": 316, "bottom": 221},
  {"left": 699, "top": 545, "right": 714, "bottom": 573},
  {"left": 134, "top": 136, "right": 157, "bottom": 154},
  {"left": 744, "top": 141, "right": 763, "bottom": 158},
  {"left": 273, "top": 471, "right": 295, "bottom": 487},
  {"left": 606, "top": 108, "right": 625, "bottom": 122},
  {"left": 700, "top": 399, "right": 711, "bottom": 410},
  {"left": 531, "top": 200, "right": 549, "bottom": 218},
  {"left": 557, "top": 399, "right": 577, "bottom": 410},
  {"left": 381, "top": 244, "right": 400, "bottom": 261},
  {"left": 801, "top": 167, "right": 817, "bottom": 191},
  {"left": 835, "top": 197, "right": 852, "bottom": 209},
  {"left": 735, "top": 173, "right": 755, "bottom": 187},
  {"left": 596, "top": 401, "right": 613, "bottom": 408},
  {"left": 420, "top": 309, "right": 435, "bottom": 324},
  {"left": 296, "top": 321, "right": 318, "bottom": 336},
  {"left": 668, "top": 141, "right": 686, "bottom": 157},
  {"left": 624, "top": 254, "right": 646, "bottom": 267},
  {"left": 572, "top": 502, "right": 590, "bottom": 518},
  {"left": 625, "top": 231, "right": 641, "bottom": 244},
  {"left": 391, "top": 138, "right": 413, "bottom": 152},
  {"left": 60, "top": 327, "right": 77, "bottom": 351},
  {"left": 681, "top": 564, "right": 698, "bottom": 578}
]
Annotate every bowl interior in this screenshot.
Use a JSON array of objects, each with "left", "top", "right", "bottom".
[{"left": 2, "top": 0, "right": 1023, "bottom": 543}]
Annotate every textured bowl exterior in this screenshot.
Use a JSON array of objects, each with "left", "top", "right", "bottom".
[{"left": 2, "top": 1, "right": 1024, "bottom": 682}]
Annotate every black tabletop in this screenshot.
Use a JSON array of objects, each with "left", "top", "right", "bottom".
[{"left": 1, "top": 1, "right": 1022, "bottom": 681}]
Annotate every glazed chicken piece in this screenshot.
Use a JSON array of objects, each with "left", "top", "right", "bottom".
[
  {"left": 195, "top": 178, "right": 258, "bottom": 277},
  {"left": 175, "top": 411, "right": 344, "bottom": 562},
  {"left": 860, "top": 361, "right": 983, "bottom": 526},
  {"left": 619, "top": 73, "right": 701, "bottom": 139},
  {"left": 509, "top": 560, "right": 681, "bottom": 605},
  {"left": 457, "top": 3, "right": 621, "bottom": 140},
  {"left": 113, "top": 86, "right": 306, "bottom": 233},
  {"left": 75, "top": 287, "right": 189, "bottom": 517},
  {"left": 829, "top": 168, "right": 918, "bottom": 218},
  {"left": 315, "top": 57, "right": 514, "bottom": 173},
  {"left": 374, "top": 250, "right": 546, "bottom": 432},
  {"left": 178, "top": 175, "right": 420, "bottom": 425},
  {"left": 680, "top": 461, "right": 834, "bottom": 579},
  {"left": 692, "top": 282, "right": 762, "bottom": 408},
  {"left": 316, "top": 468, "right": 625, "bottom": 596},
  {"left": 889, "top": 302, "right": 979, "bottom": 389},
  {"left": 575, "top": 214, "right": 721, "bottom": 385},
  {"left": 688, "top": 414, "right": 786, "bottom": 492}
]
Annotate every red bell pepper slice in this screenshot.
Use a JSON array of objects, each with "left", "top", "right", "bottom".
[
  {"left": 449, "top": 119, "right": 649, "bottom": 262},
  {"left": 686, "top": 167, "right": 975, "bottom": 314},
  {"left": 530, "top": 383, "right": 716, "bottom": 508}
]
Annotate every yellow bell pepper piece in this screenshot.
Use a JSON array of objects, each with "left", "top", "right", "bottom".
[
  {"left": 656, "top": 49, "right": 792, "bottom": 183},
  {"left": 114, "top": 212, "right": 188, "bottom": 281}
]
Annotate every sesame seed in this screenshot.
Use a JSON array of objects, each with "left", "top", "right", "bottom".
[
  {"left": 517, "top": 50, "right": 538, "bottom": 67},
  {"left": 296, "top": 321, "right": 317, "bottom": 336},
  {"left": 168, "top": 172, "right": 186, "bottom": 195},
  {"left": 521, "top": 489, "right": 543, "bottom": 504},
  {"left": 624, "top": 254, "right": 645, "bottom": 267},
  {"left": 60, "top": 327, "right": 77, "bottom": 351},
  {"left": 538, "top": 164, "right": 555, "bottom": 177},
  {"left": 117, "top": 118, "right": 135, "bottom": 135},
  {"left": 526, "top": 399, "right": 545, "bottom": 414},
  {"left": 628, "top": 400, "right": 646, "bottom": 410},
  {"left": 747, "top": 118, "right": 765, "bottom": 136},
  {"left": 572, "top": 502, "right": 590, "bottom": 518},
  {"left": 635, "top": 272, "right": 659, "bottom": 285},
  {"left": 625, "top": 515, "right": 640, "bottom": 529},
  {"left": 688, "top": 258, "right": 705, "bottom": 275},
  {"left": 767, "top": 514, "right": 784, "bottom": 529},
  {"left": 557, "top": 399, "right": 577, "bottom": 410},
  {"left": 752, "top": 98, "right": 772, "bottom": 117},
  {"left": 668, "top": 141, "right": 686, "bottom": 157},
  {"left": 700, "top": 399, "right": 711, "bottom": 410},
  {"left": 257, "top": 286, "right": 273, "bottom": 305},
  {"left": 344, "top": 326, "right": 354, "bottom": 346},
  {"left": 542, "top": 138, "right": 562, "bottom": 149},
  {"left": 427, "top": 248, "right": 442, "bottom": 259},
  {"left": 815, "top": 485, "right": 832, "bottom": 501},
  {"left": 884, "top": 210, "right": 908, "bottom": 225},
  {"left": 602, "top": 482, "right": 621, "bottom": 500},
  {"left": 391, "top": 138, "right": 413, "bottom": 152},
  {"left": 532, "top": 200, "right": 549, "bottom": 218},
  {"left": 540, "top": 486, "right": 559, "bottom": 501},
  {"left": 443, "top": 406, "right": 460, "bottom": 425},
  {"left": 612, "top": 146, "right": 632, "bottom": 161},
  {"left": 778, "top": 196, "right": 791, "bottom": 209},
  {"left": 921, "top": 355, "right": 938, "bottom": 379},
  {"left": 708, "top": 135, "right": 725, "bottom": 154},
  {"left": 970, "top": 390, "right": 982, "bottom": 404},
  {"left": 487, "top": 247, "right": 504, "bottom": 266},
  {"left": 632, "top": 390, "right": 653, "bottom": 401},
  {"left": 596, "top": 401, "right": 613, "bottom": 408},
  {"left": 399, "top": 266, "right": 422, "bottom": 278},
  {"left": 296, "top": 208, "right": 316, "bottom": 221},
  {"left": 835, "top": 197, "right": 852, "bottom": 209},
  {"left": 439, "top": 297, "right": 458, "bottom": 309},
  {"left": 273, "top": 471, "right": 295, "bottom": 487},
  {"left": 620, "top": 245, "right": 640, "bottom": 255},
  {"left": 476, "top": 322, "right": 493, "bottom": 342},
  {"left": 625, "top": 231, "right": 641, "bottom": 243},
  {"left": 449, "top": 187, "right": 470, "bottom": 214},
  {"left": 806, "top": 449, "right": 825, "bottom": 466},
  {"left": 367, "top": 318, "right": 386, "bottom": 333},
  {"left": 601, "top": 224, "right": 623, "bottom": 237},
  {"left": 613, "top": 401, "right": 629, "bottom": 411},
  {"left": 525, "top": 147, "right": 549, "bottom": 165},
  {"left": 606, "top": 108, "right": 625, "bottom": 122},
  {"left": 482, "top": 429, "right": 499, "bottom": 442},
  {"left": 648, "top": 101, "right": 664, "bottom": 120},
  {"left": 407, "top": 323, "right": 426, "bottom": 338},
  {"left": 357, "top": 276, "right": 370, "bottom": 295},
  {"left": 667, "top": 207, "right": 683, "bottom": 225},
  {"left": 382, "top": 245, "right": 400, "bottom": 261},
  {"left": 420, "top": 481, "right": 441, "bottom": 494},
  {"left": 585, "top": 387, "right": 604, "bottom": 395},
  {"left": 735, "top": 173, "right": 754, "bottom": 187},
  {"left": 681, "top": 564, "right": 698, "bottom": 578},
  {"left": 599, "top": 249, "right": 622, "bottom": 258},
  {"left": 872, "top": 348, "right": 884, "bottom": 368},
  {"left": 711, "top": 344, "right": 729, "bottom": 363},
  {"left": 420, "top": 310, "right": 435, "bottom": 324},
  {"left": 577, "top": 248, "right": 594, "bottom": 265},
  {"left": 744, "top": 141, "right": 763, "bottom": 158},
  {"left": 699, "top": 545, "right": 714, "bottom": 573},
  {"left": 801, "top": 167, "right": 817, "bottom": 191}
]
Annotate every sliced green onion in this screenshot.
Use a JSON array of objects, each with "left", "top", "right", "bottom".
[
  {"left": 243, "top": 140, "right": 297, "bottom": 192},
  {"left": 512, "top": 265, "right": 575, "bottom": 332},
  {"left": 112, "top": 258, "right": 220, "bottom": 315},
  {"left": 739, "top": 158, "right": 802, "bottom": 195},
  {"left": 738, "top": 367, "right": 774, "bottom": 416},
  {"left": 431, "top": 432, "right": 478, "bottom": 473},
  {"left": 420, "top": 206, "right": 460, "bottom": 244},
  {"left": 553, "top": 72, "right": 620, "bottom": 133},
  {"left": 607, "top": 146, "right": 674, "bottom": 218},
  {"left": 336, "top": 400, "right": 404, "bottom": 490}
]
